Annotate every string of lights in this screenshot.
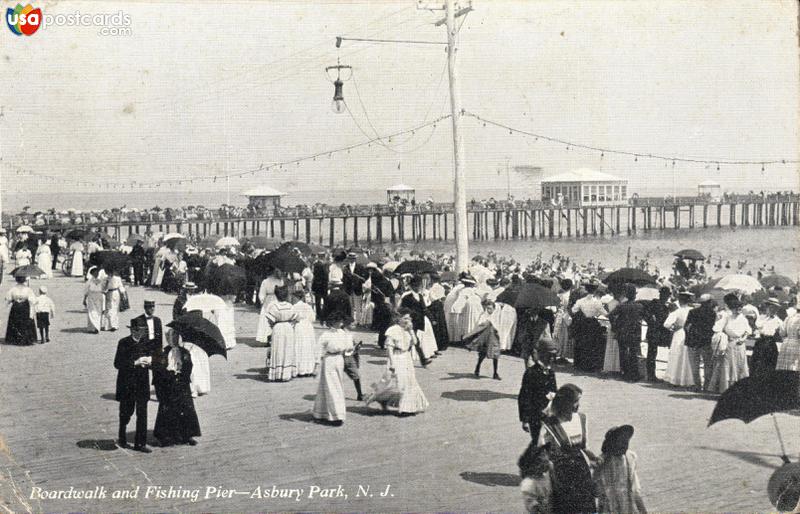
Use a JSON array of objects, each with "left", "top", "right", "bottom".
[
  {"left": 3, "top": 114, "right": 452, "bottom": 191},
  {"left": 463, "top": 110, "right": 800, "bottom": 168}
]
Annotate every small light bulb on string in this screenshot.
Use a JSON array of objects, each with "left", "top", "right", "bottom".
[
  {"left": 716, "top": 163, "right": 720, "bottom": 171},
  {"left": 634, "top": 155, "right": 638, "bottom": 162},
  {"left": 761, "top": 163, "right": 765, "bottom": 173},
  {"left": 600, "top": 152, "right": 604, "bottom": 159}
]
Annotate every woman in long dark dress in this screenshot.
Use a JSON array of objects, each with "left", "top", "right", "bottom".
[
  {"left": 537, "top": 384, "right": 597, "bottom": 514},
  {"left": 153, "top": 332, "right": 201, "bottom": 446},
  {"left": 5, "top": 275, "right": 37, "bottom": 345}
]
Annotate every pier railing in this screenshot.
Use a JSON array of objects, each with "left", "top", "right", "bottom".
[{"left": 8, "top": 195, "right": 799, "bottom": 247}]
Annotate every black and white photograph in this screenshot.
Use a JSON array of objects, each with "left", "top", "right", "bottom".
[{"left": 1, "top": 1, "right": 799, "bottom": 512}]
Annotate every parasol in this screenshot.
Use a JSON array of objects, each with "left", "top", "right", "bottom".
[
  {"left": 439, "top": 271, "right": 458, "bottom": 283},
  {"left": 184, "top": 293, "right": 227, "bottom": 313},
  {"left": 10, "top": 264, "right": 46, "bottom": 279},
  {"left": 603, "top": 268, "right": 658, "bottom": 287},
  {"left": 207, "top": 263, "right": 247, "bottom": 296},
  {"left": 167, "top": 311, "right": 227, "bottom": 358},
  {"left": 760, "top": 275, "right": 796, "bottom": 289},
  {"left": 215, "top": 237, "right": 240, "bottom": 249},
  {"left": 709, "top": 370, "right": 800, "bottom": 465},
  {"left": 393, "top": 260, "right": 437, "bottom": 275},
  {"left": 15, "top": 225, "right": 33, "bottom": 234},
  {"left": 715, "top": 274, "right": 763, "bottom": 294},
  {"left": 65, "top": 229, "right": 87, "bottom": 240},
  {"left": 164, "top": 237, "right": 187, "bottom": 251},
  {"left": 674, "top": 249, "right": 705, "bottom": 261},
  {"left": 163, "top": 232, "right": 185, "bottom": 242},
  {"left": 513, "top": 283, "right": 560, "bottom": 311},
  {"left": 382, "top": 261, "right": 400, "bottom": 273},
  {"left": 260, "top": 248, "right": 307, "bottom": 274}
]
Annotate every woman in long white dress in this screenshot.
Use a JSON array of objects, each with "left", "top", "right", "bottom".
[
  {"left": 382, "top": 309, "right": 429, "bottom": 415},
  {"left": 292, "top": 291, "right": 318, "bottom": 376},
  {"left": 664, "top": 291, "right": 695, "bottom": 387},
  {"left": 265, "top": 286, "right": 298, "bottom": 381},
  {"left": 443, "top": 282, "right": 464, "bottom": 345},
  {"left": 256, "top": 269, "right": 284, "bottom": 343},
  {"left": 217, "top": 294, "right": 237, "bottom": 350},
  {"left": 35, "top": 244, "right": 52, "bottom": 278},
  {"left": 602, "top": 292, "right": 623, "bottom": 374},
  {"left": 83, "top": 267, "right": 104, "bottom": 333},
  {"left": 451, "top": 279, "right": 483, "bottom": 343},
  {"left": 101, "top": 270, "right": 125, "bottom": 331},
  {"left": 312, "top": 312, "right": 353, "bottom": 425},
  {"left": 708, "top": 293, "right": 752, "bottom": 393},
  {"left": 553, "top": 279, "right": 573, "bottom": 360},
  {"left": 69, "top": 240, "right": 84, "bottom": 277}
]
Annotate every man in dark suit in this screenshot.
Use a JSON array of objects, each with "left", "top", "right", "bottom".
[
  {"left": 49, "top": 232, "right": 60, "bottom": 271},
  {"left": 518, "top": 338, "right": 558, "bottom": 440},
  {"left": 644, "top": 287, "right": 672, "bottom": 382},
  {"left": 311, "top": 252, "right": 329, "bottom": 318},
  {"left": 609, "top": 283, "right": 646, "bottom": 382},
  {"left": 685, "top": 293, "right": 718, "bottom": 391},
  {"left": 130, "top": 240, "right": 147, "bottom": 286},
  {"left": 114, "top": 320, "right": 158, "bottom": 452},
  {"left": 132, "top": 299, "right": 163, "bottom": 351}
]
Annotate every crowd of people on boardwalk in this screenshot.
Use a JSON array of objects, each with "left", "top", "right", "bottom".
[{"left": 3, "top": 224, "right": 800, "bottom": 508}]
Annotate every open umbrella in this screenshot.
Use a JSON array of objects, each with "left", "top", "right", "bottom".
[
  {"left": 167, "top": 311, "right": 226, "bottom": 358},
  {"left": 163, "top": 232, "right": 185, "bottom": 242},
  {"left": 207, "top": 263, "right": 247, "bottom": 296},
  {"left": 674, "top": 249, "right": 705, "bottom": 261},
  {"left": 15, "top": 225, "right": 33, "bottom": 234},
  {"left": 514, "top": 283, "right": 560, "bottom": 311},
  {"left": 393, "top": 260, "right": 437, "bottom": 275},
  {"left": 709, "top": 370, "right": 800, "bottom": 464},
  {"left": 439, "top": 271, "right": 458, "bottom": 283},
  {"left": 164, "top": 237, "right": 187, "bottom": 251},
  {"left": 603, "top": 268, "right": 657, "bottom": 287},
  {"left": 11, "top": 264, "right": 46, "bottom": 279},
  {"left": 495, "top": 286, "right": 519, "bottom": 305},
  {"left": 261, "top": 248, "right": 307, "bottom": 274},
  {"left": 215, "top": 237, "right": 240, "bottom": 248},
  {"left": 761, "top": 275, "right": 796, "bottom": 289},
  {"left": 65, "top": 229, "right": 87, "bottom": 240},
  {"left": 184, "top": 293, "right": 227, "bottom": 313},
  {"left": 382, "top": 261, "right": 400, "bottom": 273},
  {"left": 715, "top": 274, "right": 763, "bottom": 294},
  {"left": 90, "top": 251, "right": 131, "bottom": 275}
]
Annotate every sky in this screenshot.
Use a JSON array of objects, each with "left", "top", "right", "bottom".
[{"left": 1, "top": 0, "right": 798, "bottom": 205}]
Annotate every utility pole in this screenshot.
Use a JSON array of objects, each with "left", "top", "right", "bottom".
[
  {"left": 444, "top": 0, "right": 469, "bottom": 272},
  {"left": 336, "top": 0, "right": 472, "bottom": 270}
]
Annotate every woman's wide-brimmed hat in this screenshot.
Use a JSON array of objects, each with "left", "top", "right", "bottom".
[{"left": 601, "top": 425, "right": 635, "bottom": 456}]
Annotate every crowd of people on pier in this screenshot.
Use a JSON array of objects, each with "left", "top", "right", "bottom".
[
  {"left": 7, "top": 190, "right": 798, "bottom": 230},
  {"left": 3, "top": 224, "right": 800, "bottom": 509}
]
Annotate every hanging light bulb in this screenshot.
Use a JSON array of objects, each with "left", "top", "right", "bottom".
[{"left": 331, "top": 78, "right": 346, "bottom": 114}]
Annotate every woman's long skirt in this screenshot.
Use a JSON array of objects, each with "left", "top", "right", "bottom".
[
  {"left": 153, "top": 374, "right": 201, "bottom": 443},
  {"left": 86, "top": 292, "right": 104, "bottom": 332},
  {"left": 391, "top": 351, "right": 429, "bottom": 414},
  {"left": 184, "top": 343, "right": 211, "bottom": 396},
  {"left": 426, "top": 300, "right": 449, "bottom": 351},
  {"left": 70, "top": 250, "right": 84, "bottom": 277},
  {"left": 101, "top": 290, "right": 120, "bottom": 330},
  {"left": 666, "top": 330, "right": 694, "bottom": 387},
  {"left": 267, "top": 322, "right": 296, "bottom": 382},
  {"left": 312, "top": 353, "right": 347, "bottom": 421},
  {"left": 5, "top": 301, "right": 36, "bottom": 345},
  {"left": 294, "top": 320, "right": 318, "bottom": 376},
  {"left": 37, "top": 254, "right": 52, "bottom": 278}
]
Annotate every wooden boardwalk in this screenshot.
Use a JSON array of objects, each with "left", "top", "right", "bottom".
[{"left": 0, "top": 275, "right": 794, "bottom": 512}]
